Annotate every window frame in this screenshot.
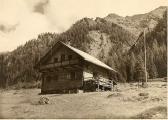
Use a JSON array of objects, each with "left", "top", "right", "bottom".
[
  {"left": 64, "top": 72, "right": 70, "bottom": 80},
  {"left": 70, "top": 72, "right": 75, "bottom": 80},
  {"left": 61, "top": 54, "right": 65, "bottom": 61},
  {"left": 54, "top": 57, "right": 58, "bottom": 63},
  {"left": 68, "top": 55, "right": 72, "bottom": 61}
]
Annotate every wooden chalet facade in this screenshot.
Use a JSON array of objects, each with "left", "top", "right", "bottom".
[{"left": 35, "top": 41, "right": 117, "bottom": 94}]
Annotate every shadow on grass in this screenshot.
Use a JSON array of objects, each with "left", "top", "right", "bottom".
[
  {"left": 107, "top": 92, "right": 123, "bottom": 98},
  {"left": 131, "top": 106, "right": 167, "bottom": 119},
  {"left": 87, "top": 106, "right": 167, "bottom": 119}
]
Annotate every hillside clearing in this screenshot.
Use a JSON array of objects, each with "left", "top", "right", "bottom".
[{"left": 0, "top": 81, "right": 167, "bottom": 119}]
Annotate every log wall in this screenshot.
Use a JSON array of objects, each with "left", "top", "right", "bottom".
[{"left": 41, "top": 69, "right": 83, "bottom": 93}]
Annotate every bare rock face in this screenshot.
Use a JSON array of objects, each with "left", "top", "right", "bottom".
[
  {"left": 104, "top": 6, "right": 167, "bottom": 36},
  {"left": 38, "top": 96, "right": 49, "bottom": 105}
]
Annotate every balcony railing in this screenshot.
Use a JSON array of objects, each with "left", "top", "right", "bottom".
[
  {"left": 40, "top": 59, "right": 79, "bottom": 70},
  {"left": 84, "top": 77, "right": 113, "bottom": 86}
]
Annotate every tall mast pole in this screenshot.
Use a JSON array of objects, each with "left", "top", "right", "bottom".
[{"left": 144, "top": 28, "right": 147, "bottom": 83}]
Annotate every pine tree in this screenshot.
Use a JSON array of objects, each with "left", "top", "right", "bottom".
[
  {"left": 134, "top": 55, "right": 145, "bottom": 86},
  {"left": 126, "top": 52, "right": 136, "bottom": 82},
  {"left": 147, "top": 49, "right": 158, "bottom": 78}
]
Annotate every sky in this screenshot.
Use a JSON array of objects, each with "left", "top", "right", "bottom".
[{"left": 0, "top": 0, "right": 167, "bottom": 52}]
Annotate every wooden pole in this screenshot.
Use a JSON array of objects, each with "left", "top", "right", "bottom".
[
  {"left": 97, "top": 78, "right": 99, "bottom": 92},
  {"left": 111, "top": 80, "right": 113, "bottom": 91},
  {"left": 144, "top": 28, "right": 148, "bottom": 84}
]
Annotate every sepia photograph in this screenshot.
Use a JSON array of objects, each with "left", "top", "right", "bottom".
[{"left": 0, "top": 0, "right": 167, "bottom": 119}]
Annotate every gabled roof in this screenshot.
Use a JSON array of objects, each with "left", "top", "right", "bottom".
[
  {"left": 61, "top": 42, "right": 116, "bottom": 72},
  {"left": 36, "top": 41, "right": 117, "bottom": 72}
]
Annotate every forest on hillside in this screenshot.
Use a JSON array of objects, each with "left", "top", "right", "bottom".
[
  {"left": 0, "top": 10, "right": 167, "bottom": 88},
  {"left": 125, "top": 11, "right": 167, "bottom": 82}
]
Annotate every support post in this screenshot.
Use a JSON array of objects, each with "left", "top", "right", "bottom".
[
  {"left": 111, "top": 80, "right": 113, "bottom": 92},
  {"left": 97, "top": 78, "right": 99, "bottom": 92}
]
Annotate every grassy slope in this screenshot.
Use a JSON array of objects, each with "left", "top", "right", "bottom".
[{"left": 0, "top": 81, "right": 167, "bottom": 119}]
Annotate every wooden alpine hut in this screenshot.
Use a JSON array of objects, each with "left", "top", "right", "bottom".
[{"left": 35, "top": 41, "right": 117, "bottom": 94}]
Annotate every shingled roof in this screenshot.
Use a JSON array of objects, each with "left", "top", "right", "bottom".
[{"left": 36, "top": 41, "right": 117, "bottom": 72}]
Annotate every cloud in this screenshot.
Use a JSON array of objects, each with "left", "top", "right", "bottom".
[
  {"left": 0, "top": 0, "right": 56, "bottom": 52},
  {"left": 0, "top": 0, "right": 167, "bottom": 52},
  {"left": 33, "top": 0, "right": 49, "bottom": 14},
  {"left": 42, "top": 0, "right": 168, "bottom": 32},
  {"left": 0, "top": 24, "right": 19, "bottom": 33}
]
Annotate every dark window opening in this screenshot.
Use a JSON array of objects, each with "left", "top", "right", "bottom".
[
  {"left": 71, "top": 72, "right": 75, "bottom": 80},
  {"left": 61, "top": 54, "right": 65, "bottom": 61},
  {"left": 68, "top": 55, "right": 72, "bottom": 60},
  {"left": 54, "top": 57, "right": 58, "bottom": 63}
]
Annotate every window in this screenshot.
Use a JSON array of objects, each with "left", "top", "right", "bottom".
[
  {"left": 66, "top": 73, "right": 71, "bottom": 80},
  {"left": 68, "top": 55, "right": 72, "bottom": 60},
  {"left": 66, "top": 72, "right": 76, "bottom": 80},
  {"left": 54, "top": 57, "right": 58, "bottom": 63},
  {"left": 71, "top": 72, "right": 75, "bottom": 80},
  {"left": 61, "top": 54, "right": 65, "bottom": 61}
]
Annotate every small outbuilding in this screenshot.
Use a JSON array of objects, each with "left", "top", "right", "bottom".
[{"left": 35, "top": 41, "right": 117, "bottom": 94}]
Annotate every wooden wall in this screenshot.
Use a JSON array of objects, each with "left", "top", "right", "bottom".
[
  {"left": 40, "top": 44, "right": 84, "bottom": 93},
  {"left": 47, "top": 45, "right": 79, "bottom": 64},
  {"left": 41, "top": 69, "right": 83, "bottom": 93}
]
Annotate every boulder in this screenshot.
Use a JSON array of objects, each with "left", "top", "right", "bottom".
[{"left": 39, "top": 97, "right": 49, "bottom": 105}]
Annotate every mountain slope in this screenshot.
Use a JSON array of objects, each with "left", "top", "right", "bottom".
[
  {"left": 55, "top": 17, "right": 136, "bottom": 77},
  {"left": 0, "top": 17, "right": 136, "bottom": 86},
  {"left": 126, "top": 10, "right": 167, "bottom": 81},
  {"left": 104, "top": 6, "right": 167, "bottom": 36},
  {"left": 0, "top": 7, "right": 167, "bottom": 87}
]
